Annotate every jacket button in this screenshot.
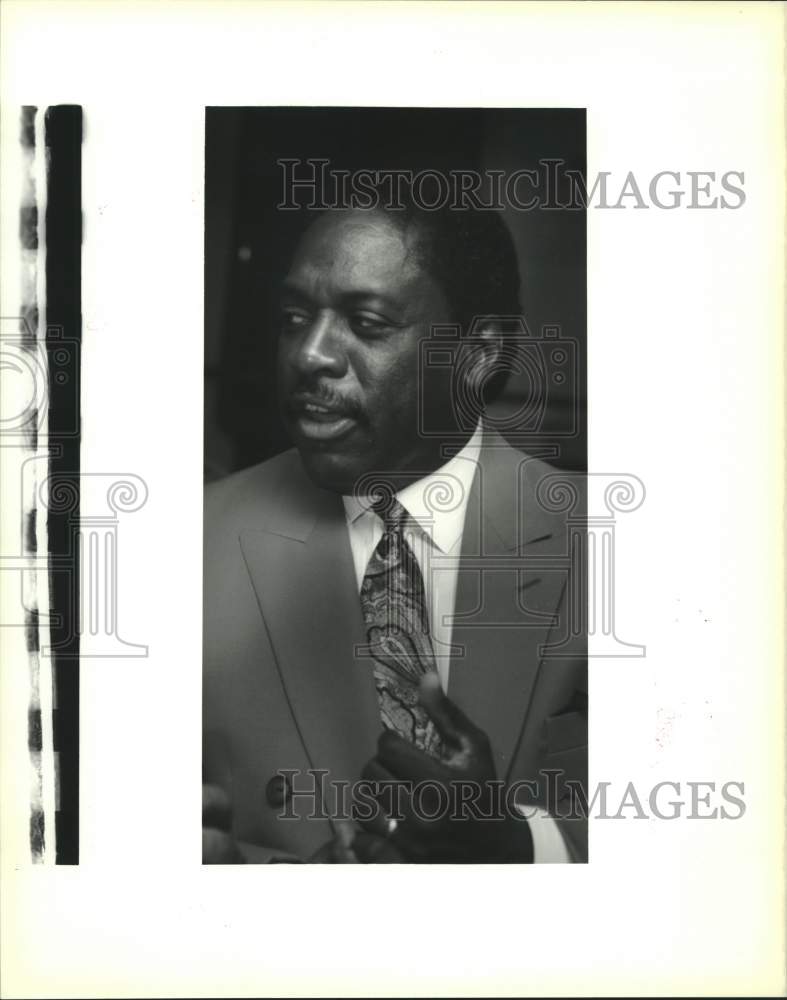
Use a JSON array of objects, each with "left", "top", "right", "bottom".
[{"left": 265, "top": 773, "right": 291, "bottom": 808}]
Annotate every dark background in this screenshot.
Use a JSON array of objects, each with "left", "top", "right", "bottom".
[{"left": 205, "top": 108, "right": 586, "bottom": 480}]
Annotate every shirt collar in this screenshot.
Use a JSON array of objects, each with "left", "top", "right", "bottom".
[{"left": 342, "top": 421, "right": 483, "bottom": 554}]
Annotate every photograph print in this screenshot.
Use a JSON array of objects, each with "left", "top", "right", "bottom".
[{"left": 203, "top": 107, "right": 588, "bottom": 864}]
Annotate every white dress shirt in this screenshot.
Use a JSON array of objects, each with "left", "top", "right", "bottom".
[{"left": 341, "top": 423, "right": 570, "bottom": 863}]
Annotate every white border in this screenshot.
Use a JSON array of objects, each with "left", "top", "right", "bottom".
[{"left": 1, "top": 2, "right": 784, "bottom": 996}]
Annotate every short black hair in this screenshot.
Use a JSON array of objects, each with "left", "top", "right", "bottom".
[
  {"left": 284, "top": 200, "right": 524, "bottom": 404},
  {"left": 387, "top": 202, "right": 523, "bottom": 403}
]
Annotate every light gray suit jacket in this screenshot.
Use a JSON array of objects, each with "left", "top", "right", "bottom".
[{"left": 203, "top": 428, "right": 587, "bottom": 862}]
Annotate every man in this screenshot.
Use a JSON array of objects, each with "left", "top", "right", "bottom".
[{"left": 203, "top": 200, "right": 587, "bottom": 863}]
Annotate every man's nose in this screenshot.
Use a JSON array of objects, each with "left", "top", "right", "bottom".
[{"left": 292, "top": 312, "right": 347, "bottom": 378}]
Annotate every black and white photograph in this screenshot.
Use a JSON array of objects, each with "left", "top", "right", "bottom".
[
  {"left": 0, "top": 2, "right": 784, "bottom": 997},
  {"left": 203, "top": 108, "right": 588, "bottom": 864}
]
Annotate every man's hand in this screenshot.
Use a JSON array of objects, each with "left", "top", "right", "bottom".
[
  {"left": 202, "top": 784, "right": 245, "bottom": 863},
  {"left": 358, "top": 674, "right": 534, "bottom": 863},
  {"left": 203, "top": 787, "right": 403, "bottom": 864}
]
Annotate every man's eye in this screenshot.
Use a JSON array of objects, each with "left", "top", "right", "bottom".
[
  {"left": 281, "top": 309, "right": 310, "bottom": 332},
  {"left": 350, "top": 314, "right": 389, "bottom": 336}
]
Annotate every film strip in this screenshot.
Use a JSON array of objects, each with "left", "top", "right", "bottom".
[{"left": 2, "top": 106, "right": 82, "bottom": 864}]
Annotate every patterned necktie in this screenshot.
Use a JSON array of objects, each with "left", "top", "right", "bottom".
[{"left": 359, "top": 496, "right": 443, "bottom": 757}]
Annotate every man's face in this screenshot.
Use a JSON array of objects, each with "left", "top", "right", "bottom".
[{"left": 277, "top": 210, "right": 456, "bottom": 494}]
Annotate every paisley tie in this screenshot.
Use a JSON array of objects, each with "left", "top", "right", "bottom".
[{"left": 359, "top": 496, "right": 443, "bottom": 757}]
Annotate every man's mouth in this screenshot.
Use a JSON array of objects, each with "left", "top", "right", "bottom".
[{"left": 288, "top": 397, "right": 359, "bottom": 442}]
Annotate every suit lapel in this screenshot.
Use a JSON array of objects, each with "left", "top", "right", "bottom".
[
  {"left": 236, "top": 436, "right": 569, "bottom": 799},
  {"left": 239, "top": 477, "right": 380, "bottom": 817},
  {"left": 448, "top": 433, "right": 568, "bottom": 779}
]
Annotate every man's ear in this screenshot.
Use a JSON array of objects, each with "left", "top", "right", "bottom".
[
  {"left": 475, "top": 317, "right": 504, "bottom": 367},
  {"left": 456, "top": 319, "right": 504, "bottom": 402}
]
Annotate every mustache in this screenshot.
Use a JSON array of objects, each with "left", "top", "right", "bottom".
[{"left": 284, "top": 383, "right": 366, "bottom": 420}]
